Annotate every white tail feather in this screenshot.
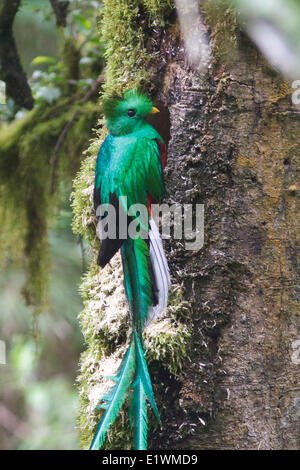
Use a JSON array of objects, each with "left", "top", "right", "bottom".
[{"left": 146, "top": 218, "right": 171, "bottom": 327}]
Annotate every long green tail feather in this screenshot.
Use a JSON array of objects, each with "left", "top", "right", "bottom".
[
  {"left": 91, "top": 237, "right": 160, "bottom": 449},
  {"left": 134, "top": 330, "right": 161, "bottom": 425},
  {"left": 130, "top": 377, "right": 148, "bottom": 450},
  {"left": 122, "top": 238, "right": 153, "bottom": 332},
  {"left": 89, "top": 338, "right": 136, "bottom": 450}
]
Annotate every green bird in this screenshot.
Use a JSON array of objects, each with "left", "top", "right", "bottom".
[{"left": 90, "top": 89, "right": 170, "bottom": 450}]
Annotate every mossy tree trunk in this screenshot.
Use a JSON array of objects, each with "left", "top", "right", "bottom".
[
  {"left": 153, "top": 6, "right": 300, "bottom": 450},
  {"left": 75, "top": 1, "right": 299, "bottom": 450}
]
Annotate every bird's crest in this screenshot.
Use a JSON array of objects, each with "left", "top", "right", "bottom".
[{"left": 102, "top": 89, "right": 153, "bottom": 119}]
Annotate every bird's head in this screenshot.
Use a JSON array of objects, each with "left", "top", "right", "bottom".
[{"left": 102, "top": 89, "right": 159, "bottom": 136}]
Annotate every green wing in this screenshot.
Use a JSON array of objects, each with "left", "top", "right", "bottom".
[
  {"left": 94, "top": 135, "right": 113, "bottom": 211},
  {"left": 100, "top": 136, "right": 165, "bottom": 211},
  {"left": 123, "top": 137, "right": 165, "bottom": 207},
  {"left": 95, "top": 135, "right": 113, "bottom": 189}
]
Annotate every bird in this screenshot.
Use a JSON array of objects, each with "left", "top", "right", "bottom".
[{"left": 90, "top": 89, "right": 170, "bottom": 450}]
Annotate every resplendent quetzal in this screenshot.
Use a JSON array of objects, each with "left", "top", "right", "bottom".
[{"left": 90, "top": 89, "right": 170, "bottom": 450}]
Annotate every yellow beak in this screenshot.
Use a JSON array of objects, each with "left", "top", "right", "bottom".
[{"left": 151, "top": 106, "right": 160, "bottom": 114}]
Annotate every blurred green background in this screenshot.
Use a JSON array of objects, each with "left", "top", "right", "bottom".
[
  {"left": 0, "top": 206, "right": 84, "bottom": 449},
  {"left": 0, "top": 0, "right": 90, "bottom": 450}
]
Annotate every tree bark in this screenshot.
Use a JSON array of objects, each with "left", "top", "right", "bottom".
[
  {"left": 50, "top": 0, "right": 69, "bottom": 27},
  {"left": 0, "top": 0, "right": 34, "bottom": 109},
  {"left": 75, "top": 2, "right": 299, "bottom": 451},
  {"left": 150, "top": 5, "right": 300, "bottom": 450}
]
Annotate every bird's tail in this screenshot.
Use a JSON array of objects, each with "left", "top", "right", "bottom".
[
  {"left": 90, "top": 220, "right": 169, "bottom": 450},
  {"left": 123, "top": 235, "right": 162, "bottom": 449},
  {"left": 89, "top": 330, "right": 160, "bottom": 450},
  {"left": 130, "top": 330, "right": 161, "bottom": 450},
  {"left": 89, "top": 336, "right": 136, "bottom": 450}
]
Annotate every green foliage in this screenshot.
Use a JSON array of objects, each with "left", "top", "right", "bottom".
[
  {"left": 32, "top": 56, "right": 57, "bottom": 66},
  {"left": 144, "top": 0, "right": 174, "bottom": 16},
  {"left": 8, "top": 336, "right": 79, "bottom": 450},
  {"left": 1, "top": 0, "right": 103, "bottom": 121},
  {"left": 14, "top": 0, "right": 58, "bottom": 76},
  {"left": 71, "top": 145, "right": 100, "bottom": 244}
]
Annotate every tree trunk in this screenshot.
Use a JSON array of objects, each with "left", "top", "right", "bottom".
[
  {"left": 75, "top": 1, "right": 299, "bottom": 450},
  {"left": 152, "top": 5, "right": 300, "bottom": 451}
]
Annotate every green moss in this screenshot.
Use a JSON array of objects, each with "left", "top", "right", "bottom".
[
  {"left": 144, "top": 0, "right": 173, "bottom": 16},
  {"left": 100, "top": 0, "right": 173, "bottom": 97},
  {"left": 146, "top": 322, "right": 191, "bottom": 376},
  {"left": 0, "top": 98, "right": 99, "bottom": 312},
  {"left": 61, "top": 37, "right": 81, "bottom": 94},
  {"left": 145, "top": 285, "right": 191, "bottom": 375},
  {"left": 71, "top": 147, "right": 100, "bottom": 244}
]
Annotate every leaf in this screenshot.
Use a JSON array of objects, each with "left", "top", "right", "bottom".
[
  {"left": 32, "top": 56, "right": 57, "bottom": 66},
  {"left": 88, "top": 37, "right": 101, "bottom": 45},
  {"left": 74, "top": 14, "right": 91, "bottom": 30}
]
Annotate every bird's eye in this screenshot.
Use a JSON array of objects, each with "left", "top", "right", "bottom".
[{"left": 127, "top": 109, "right": 136, "bottom": 117}]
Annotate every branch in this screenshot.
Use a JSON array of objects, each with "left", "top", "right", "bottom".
[
  {"left": 50, "top": 0, "right": 69, "bottom": 27},
  {"left": 0, "top": 0, "right": 34, "bottom": 109},
  {"left": 0, "top": 0, "right": 19, "bottom": 28}
]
